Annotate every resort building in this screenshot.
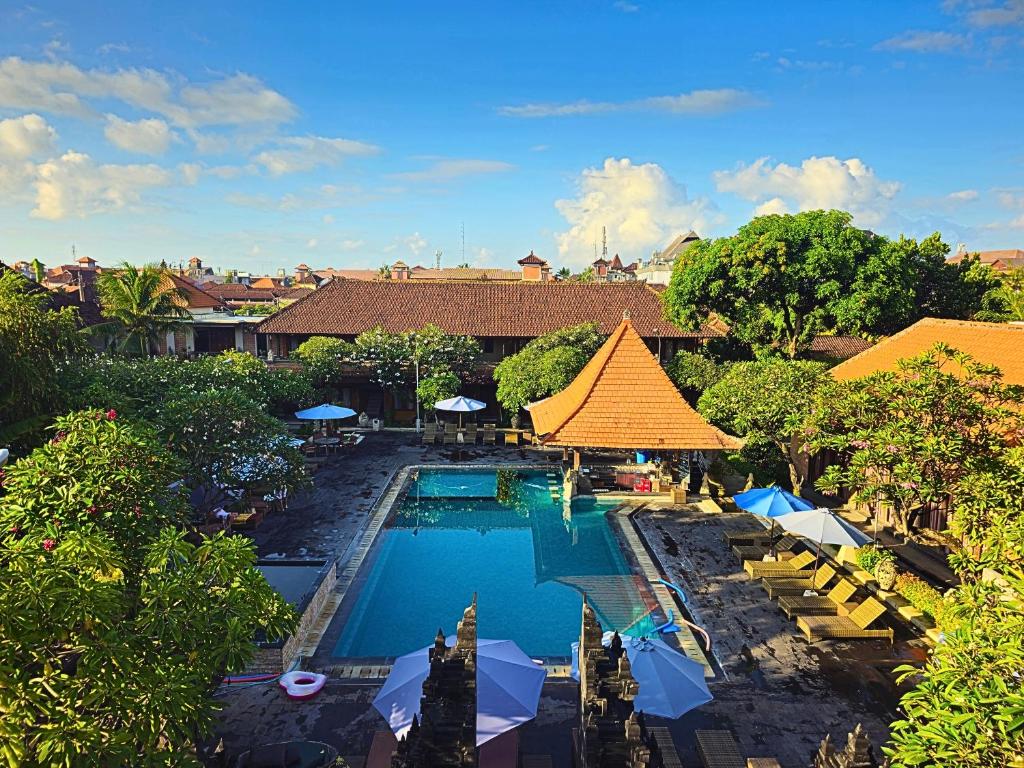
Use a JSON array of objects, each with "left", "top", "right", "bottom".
[
  {"left": 313, "top": 252, "right": 556, "bottom": 284},
  {"left": 804, "top": 317, "right": 1024, "bottom": 530},
  {"left": 591, "top": 253, "right": 639, "bottom": 283},
  {"left": 947, "top": 247, "right": 1024, "bottom": 273},
  {"left": 634, "top": 231, "right": 701, "bottom": 285},
  {"left": 256, "top": 280, "right": 724, "bottom": 420}
]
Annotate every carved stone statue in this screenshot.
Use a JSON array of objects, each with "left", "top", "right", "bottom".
[{"left": 811, "top": 724, "right": 880, "bottom": 768}]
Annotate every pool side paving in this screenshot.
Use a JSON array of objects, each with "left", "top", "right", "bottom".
[{"left": 211, "top": 432, "right": 918, "bottom": 767}]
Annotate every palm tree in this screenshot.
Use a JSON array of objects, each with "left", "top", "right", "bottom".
[
  {"left": 979, "top": 267, "right": 1024, "bottom": 322},
  {"left": 377, "top": 263, "right": 392, "bottom": 279},
  {"left": 96, "top": 263, "right": 190, "bottom": 356},
  {"left": 555, "top": 267, "right": 572, "bottom": 280}
]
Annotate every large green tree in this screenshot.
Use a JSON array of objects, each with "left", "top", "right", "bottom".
[
  {"left": 96, "top": 263, "right": 190, "bottom": 356},
  {"left": 663, "top": 211, "right": 992, "bottom": 356},
  {"left": 0, "top": 410, "right": 295, "bottom": 766},
  {"left": 697, "top": 358, "right": 829, "bottom": 494},
  {"left": 0, "top": 271, "right": 88, "bottom": 447},
  {"left": 494, "top": 323, "right": 605, "bottom": 419},
  {"left": 979, "top": 266, "right": 1024, "bottom": 322},
  {"left": 805, "top": 344, "right": 1023, "bottom": 535}
]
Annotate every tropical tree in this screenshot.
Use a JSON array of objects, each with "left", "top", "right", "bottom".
[
  {"left": 805, "top": 344, "right": 1023, "bottom": 535},
  {"left": 416, "top": 370, "right": 460, "bottom": 411},
  {"left": 555, "top": 267, "right": 572, "bottom": 280},
  {"left": 293, "top": 336, "right": 353, "bottom": 396},
  {"left": 158, "top": 389, "right": 306, "bottom": 501},
  {"left": 0, "top": 410, "right": 296, "bottom": 766},
  {"left": 697, "top": 358, "right": 829, "bottom": 494},
  {"left": 979, "top": 266, "right": 1024, "bottom": 322},
  {"left": 494, "top": 323, "right": 605, "bottom": 419},
  {"left": 665, "top": 350, "right": 725, "bottom": 405},
  {"left": 0, "top": 270, "right": 88, "bottom": 447},
  {"left": 96, "top": 262, "right": 190, "bottom": 356},
  {"left": 409, "top": 324, "right": 481, "bottom": 381},
  {"left": 377, "top": 263, "right": 392, "bottom": 279},
  {"left": 30, "top": 258, "right": 45, "bottom": 284},
  {"left": 663, "top": 211, "right": 993, "bottom": 357},
  {"left": 885, "top": 449, "right": 1024, "bottom": 767}
]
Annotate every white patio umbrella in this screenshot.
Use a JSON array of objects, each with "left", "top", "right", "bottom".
[
  {"left": 774, "top": 507, "right": 871, "bottom": 572},
  {"left": 570, "top": 632, "right": 712, "bottom": 719},
  {"left": 434, "top": 396, "right": 486, "bottom": 428},
  {"left": 372, "top": 636, "right": 546, "bottom": 746}
]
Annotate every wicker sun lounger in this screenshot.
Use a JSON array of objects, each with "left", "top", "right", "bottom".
[
  {"left": 422, "top": 424, "right": 438, "bottom": 444},
  {"left": 796, "top": 596, "right": 894, "bottom": 643},
  {"left": 732, "top": 534, "right": 800, "bottom": 562},
  {"left": 743, "top": 550, "right": 816, "bottom": 580},
  {"left": 762, "top": 563, "right": 837, "bottom": 599},
  {"left": 504, "top": 431, "right": 520, "bottom": 447},
  {"left": 482, "top": 424, "right": 496, "bottom": 445},
  {"left": 695, "top": 729, "right": 745, "bottom": 768},
  {"left": 464, "top": 424, "right": 478, "bottom": 444},
  {"left": 777, "top": 579, "right": 858, "bottom": 619}
]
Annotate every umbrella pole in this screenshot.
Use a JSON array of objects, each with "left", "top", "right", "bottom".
[{"left": 769, "top": 520, "right": 776, "bottom": 559}]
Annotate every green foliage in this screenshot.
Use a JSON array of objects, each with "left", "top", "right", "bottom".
[
  {"left": 294, "top": 336, "right": 353, "bottom": 394},
  {"left": 806, "top": 344, "right": 1023, "bottom": 534},
  {"left": 887, "top": 575, "right": 1024, "bottom": 767},
  {"left": 416, "top": 370, "right": 460, "bottom": 409},
  {"left": 346, "top": 325, "right": 481, "bottom": 394},
  {"left": 159, "top": 389, "right": 306, "bottom": 498},
  {"left": 855, "top": 546, "right": 896, "bottom": 575},
  {"left": 663, "top": 212, "right": 991, "bottom": 356},
  {"left": 894, "top": 572, "right": 946, "bottom": 622},
  {"left": 96, "top": 263, "right": 190, "bottom": 356},
  {"left": 0, "top": 271, "right": 88, "bottom": 448},
  {"left": 234, "top": 302, "right": 280, "bottom": 316},
  {"left": 978, "top": 266, "right": 1024, "bottom": 323},
  {"left": 664, "top": 350, "right": 725, "bottom": 404},
  {"left": 68, "top": 351, "right": 313, "bottom": 417},
  {"left": 697, "top": 357, "right": 829, "bottom": 493},
  {"left": 494, "top": 323, "right": 605, "bottom": 416},
  {"left": 410, "top": 324, "right": 481, "bottom": 380},
  {"left": 0, "top": 410, "right": 297, "bottom": 765}
]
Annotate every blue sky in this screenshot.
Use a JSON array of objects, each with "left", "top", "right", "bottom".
[{"left": 0, "top": 0, "right": 1022, "bottom": 273}]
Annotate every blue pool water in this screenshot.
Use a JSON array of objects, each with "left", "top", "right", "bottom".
[{"left": 333, "top": 468, "right": 658, "bottom": 659}]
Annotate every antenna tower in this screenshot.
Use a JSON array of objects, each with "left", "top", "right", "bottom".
[{"left": 601, "top": 226, "right": 608, "bottom": 258}]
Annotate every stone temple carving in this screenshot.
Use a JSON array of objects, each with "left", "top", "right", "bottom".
[
  {"left": 811, "top": 724, "right": 882, "bottom": 768},
  {"left": 392, "top": 596, "right": 478, "bottom": 768},
  {"left": 576, "top": 596, "right": 661, "bottom": 768}
]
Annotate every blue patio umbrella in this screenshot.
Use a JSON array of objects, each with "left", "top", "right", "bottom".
[
  {"left": 434, "top": 395, "right": 486, "bottom": 428},
  {"left": 570, "top": 632, "right": 712, "bottom": 719},
  {"left": 294, "top": 403, "right": 357, "bottom": 421},
  {"left": 733, "top": 486, "right": 815, "bottom": 557}
]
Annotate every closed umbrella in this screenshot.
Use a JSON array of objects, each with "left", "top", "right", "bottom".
[
  {"left": 733, "top": 486, "right": 814, "bottom": 557},
  {"left": 372, "top": 636, "right": 546, "bottom": 746},
  {"left": 434, "top": 396, "right": 486, "bottom": 429},
  {"left": 570, "top": 632, "right": 712, "bottom": 719},
  {"left": 774, "top": 507, "right": 871, "bottom": 573}
]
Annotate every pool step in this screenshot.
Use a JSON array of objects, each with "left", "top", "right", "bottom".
[{"left": 610, "top": 507, "right": 715, "bottom": 680}]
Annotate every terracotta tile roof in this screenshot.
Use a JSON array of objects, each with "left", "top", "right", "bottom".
[
  {"left": 162, "top": 274, "right": 225, "bottom": 310},
  {"left": 256, "top": 280, "right": 719, "bottom": 339},
  {"left": 408, "top": 267, "right": 523, "bottom": 281},
  {"left": 830, "top": 318, "right": 1024, "bottom": 384},
  {"left": 527, "top": 317, "right": 742, "bottom": 450},
  {"left": 314, "top": 268, "right": 383, "bottom": 281},
  {"left": 517, "top": 251, "right": 547, "bottom": 266},
  {"left": 807, "top": 335, "right": 874, "bottom": 361}
]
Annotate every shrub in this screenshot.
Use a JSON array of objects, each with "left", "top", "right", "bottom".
[
  {"left": 856, "top": 546, "right": 896, "bottom": 574},
  {"left": 895, "top": 572, "right": 947, "bottom": 623}
]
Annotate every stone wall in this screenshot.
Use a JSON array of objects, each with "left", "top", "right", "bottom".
[{"left": 246, "top": 561, "right": 338, "bottom": 673}]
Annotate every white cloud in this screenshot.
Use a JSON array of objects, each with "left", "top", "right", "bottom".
[
  {"left": 179, "top": 162, "right": 201, "bottom": 185},
  {"left": 0, "top": 113, "right": 57, "bottom": 158},
  {"left": 753, "top": 197, "right": 789, "bottom": 216},
  {"left": 875, "top": 30, "right": 970, "bottom": 52},
  {"left": 946, "top": 189, "right": 979, "bottom": 202},
  {"left": 32, "top": 149, "right": 173, "bottom": 220},
  {"left": 0, "top": 56, "right": 296, "bottom": 129},
  {"left": 104, "top": 114, "right": 175, "bottom": 155},
  {"left": 404, "top": 232, "right": 426, "bottom": 255},
  {"left": 254, "top": 135, "right": 380, "bottom": 175},
  {"left": 498, "top": 88, "right": 762, "bottom": 118},
  {"left": 322, "top": 214, "right": 335, "bottom": 224},
  {"left": 965, "top": 0, "right": 1024, "bottom": 27},
  {"left": 392, "top": 158, "right": 514, "bottom": 182},
  {"left": 713, "top": 155, "right": 901, "bottom": 226},
  {"left": 554, "top": 157, "right": 721, "bottom": 268},
  {"left": 614, "top": 1, "right": 640, "bottom": 11},
  {"left": 306, "top": 238, "right": 318, "bottom": 248}
]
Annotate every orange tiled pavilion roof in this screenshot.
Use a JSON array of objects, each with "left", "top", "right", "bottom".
[
  {"left": 527, "top": 315, "right": 742, "bottom": 450},
  {"left": 830, "top": 318, "right": 1024, "bottom": 385}
]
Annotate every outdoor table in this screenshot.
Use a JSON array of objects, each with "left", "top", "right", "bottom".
[{"left": 313, "top": 436, "right": 340, "bottom": 456}]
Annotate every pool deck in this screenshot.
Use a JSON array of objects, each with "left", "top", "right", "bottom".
[{"left": 211, "top": 432, "right": 919, "bottom": 767}]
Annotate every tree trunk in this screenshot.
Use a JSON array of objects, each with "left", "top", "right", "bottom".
[{"left": 788, "top": 461, "right": 804, "bottom": 497}]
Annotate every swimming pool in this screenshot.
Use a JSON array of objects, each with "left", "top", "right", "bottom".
[{"left": 332, "top": 468, "right": 659, "bottom": 659}]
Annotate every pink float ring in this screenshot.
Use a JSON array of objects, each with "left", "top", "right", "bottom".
[{"left": 278, "top": 670, "right": 327, "bottom": 700}]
